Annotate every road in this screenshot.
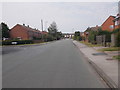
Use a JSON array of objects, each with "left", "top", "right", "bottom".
[{"left": 2, "top": 39, "right": 106, "bottom": 88}]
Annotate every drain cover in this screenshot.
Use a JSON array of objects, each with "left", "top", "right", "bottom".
[{"left": 92, "top": 53, "right": 107, "bottom": 56}]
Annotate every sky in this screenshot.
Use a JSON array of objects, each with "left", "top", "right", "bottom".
[{"left": 1, "top": 1, "right": 119, "bottom": 33}]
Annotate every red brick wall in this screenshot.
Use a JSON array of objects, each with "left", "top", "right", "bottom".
[
  {"left": 10, "top": 24, "right": 29, "bottom": 40},
  {"left": 101, "top": 16, "right": 115, "bottom": 32}
]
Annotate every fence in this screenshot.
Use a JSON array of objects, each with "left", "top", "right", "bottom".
[{"left": 96, "top": 35, "right": 111, "bottom": 47}]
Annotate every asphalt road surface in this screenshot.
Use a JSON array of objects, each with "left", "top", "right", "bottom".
[{"left": 2, "top": 39, "right": 106, "bottom": 88}]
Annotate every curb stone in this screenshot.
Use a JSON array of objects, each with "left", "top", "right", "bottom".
[{"left": 73, "top": 41, "right": 118, "bottom": 89}]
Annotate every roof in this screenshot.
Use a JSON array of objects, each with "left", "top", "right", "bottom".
[
  {"left": 41, "top": 31, "right": 48, "bottom": 34},
  {"left": 90, "top": 26, "right": 101, "bottom": 31},
  {"left": 101, "top": 16, "right": 115, "bottom": 26},
  {"left": 11, "top": 24, "right": 42, "bottom": 33},
  {"left": 85, "top": 26, "right": 101, "bottom": 32},
  {"left": 114, "top": 14, "right": 120, "bottom": 21}
]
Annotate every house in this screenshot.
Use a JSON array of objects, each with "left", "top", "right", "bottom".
[
  {"left": 101, "top": 16, "right": 116, "bottom": 32},
  {"left": 113, "top": 13, "right": 120, "bottom": 29},
  {"left": 111, "top": 14, "right": 120, "bottom": 46},
  {"left": 41, "top": 31, "right": 48, "bottom": 35},
  {"left": 83, "top": 25, "right": 101, "bottom": 42},
  {"left": 10, "top": 24, "right": 42, "bottom": 40}
]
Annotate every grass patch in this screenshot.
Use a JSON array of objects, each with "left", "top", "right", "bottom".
[
  {"left": 79, "top": 41, "right": 101, "bottom": 47},
  {"left": 98, "top": 47, "right": 119, "bottom": 51},
  {"left": 113, "top": 55, "right": 120, "bottom": 61}
]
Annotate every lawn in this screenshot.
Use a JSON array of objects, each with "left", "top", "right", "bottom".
[
  {"left": 113, "top": 55, "right": 120, "bottom": 61},
  {"left": 79, "top": 41, "right": 101, "bottom": 47},
  {"left": 98, "top": 47, "right": 119, "bottom": 51}
]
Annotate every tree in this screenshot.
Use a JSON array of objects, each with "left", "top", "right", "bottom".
[
  {"left": 97, "top": 30, "right": 111, "bottom": 42},
  {"left": 1, "top": 22, "right": 10, "bottom": 39},
  {"left": 88, "top": 31, "right": 97, "bottom": 44},
  {"left": 48, "top": 22, "right": 58, "bottom": 40},
  {"left": 74, "top": 31, "right": 82, "bottom": 41},
  {"left": 48, "top": 21, "right": 63, "bottom": 40}
]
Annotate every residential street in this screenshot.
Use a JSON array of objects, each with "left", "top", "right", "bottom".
[{"left": 2, "top": 39, "right": 106, "bottom": 88}]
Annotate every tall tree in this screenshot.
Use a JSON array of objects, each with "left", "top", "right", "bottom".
[
  {"left": 48, "top": 22, "right": 58, "bottom": 40},
  {"left": 1, "top": 22, "right": 10, "bottom": 39}
]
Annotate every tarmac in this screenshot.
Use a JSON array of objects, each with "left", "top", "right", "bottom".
[{"left": 73, "top": 40, "right": 118, "bottom": 88}]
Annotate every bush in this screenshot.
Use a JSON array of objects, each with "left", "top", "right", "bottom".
[
  {"left": 115, "top": 32, "right": 120, "bottom": 47},
  {"left": 111, "top": 29, "right": 120, "bottom": 47},
  {"left": 2, "top": 40, "right": 33, "bottom": 45},
  {"left": 46, "top": 34, "right": 54, "bottom": 41},
  {"left": 88, "top": 31, "right": 97, "bottom": 44}
]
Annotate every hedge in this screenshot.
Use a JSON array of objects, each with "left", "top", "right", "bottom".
[
  {"left": 111, "top": 28, "right": 120, "bottom": 47},
  {"left": 2, "top": 40, "right": 33, "bottom": 45}
]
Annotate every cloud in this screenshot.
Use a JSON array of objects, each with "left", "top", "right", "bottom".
[
  {"left": 0, "top": 3, "right": 2, "bottom": 22},
  {"left": 2, "top": 2, "right": 118, "bottom": 33}
]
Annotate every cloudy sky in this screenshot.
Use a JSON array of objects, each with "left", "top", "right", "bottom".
[{"left": 1, "top": 2, "right": 118, "bottom": 33}]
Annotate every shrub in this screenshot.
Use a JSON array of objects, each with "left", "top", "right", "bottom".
[
  {"left": 88, "top": 31, "right": 97, "bottom": 44},
  {"left": 2, "top": 40, "right": 33, "bottom": 45},
  {"left": 115, "top": 32, "right": 120, "bottom": 47},
  {"left": 46, "top": 34, "right": 54, "bottom": 41}
]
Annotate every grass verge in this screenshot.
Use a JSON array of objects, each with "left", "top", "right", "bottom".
[
  {"left": 113, "top": 55, "right": 120, "bottom": 61},
  {"left": 79, "top": 41, "right": 101, "bottom": 47},
  {"left": 98, "top": 47, "right": 119, "bottom": 51}
]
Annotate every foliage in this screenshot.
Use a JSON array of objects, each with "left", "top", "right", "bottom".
[
  {"left": 113, "top": 55, "right": 120, "bottom": 61},
  {"left": 48, "top": 21, "right": 63, "bottom": 40},
  {"left": 1, "top": 22, "right": 10, "bottom": 39},
  {"left": 2, "top": 40, "right": 33, "bottom": 45},
  {"left": 48, "top": 22, "right": 58, "bottom": 40},
  {"left": 46, "top": 34, "right": 54, "bottom": 41},
  {"left": 80, "top": 41, "right": 101, "bottom": 47},
  {"left": 111, "top": 28, "right": 120, "bottom": 34},
  {"left": 97, "top": 30, "right": 111, "bottom": 42},
  {"left": 98, "top": 47, "right": 119, "bottom": 51},
  {"left": 33, "top": 36, "right": 42, "bottom": 40},
  {"left": 88, "top": 31, "right": 98, "bottom": 44},
  {"left": 56, "top": 31, "right": 63, "bottom": 40},
  {"left": 74, "top": 31, "right": 82, "bottom": 41},
  {"left": 115, "top": 31, "right": 120, "bottom": 47}
]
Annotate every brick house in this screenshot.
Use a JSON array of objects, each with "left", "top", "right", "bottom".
[
  {"left": 111, "top": 14, "right": 120, "bottom": 46},
  {"left": 101, "top": 16, "right": 116, "bottom": 32},
  {"left": 84, "top": 25, "right": 101, "bottom": 42},
  {"left": 113, "top": 14, "right": 120, "bottom": 29},
  {"left": 10, "top": 24, "right": 42, "bottom": 40},
  {"left": 41, "top": 31, "right": 48, "bottom": 35}
]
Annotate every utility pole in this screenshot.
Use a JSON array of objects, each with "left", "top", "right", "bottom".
[
  {"left": 41, "top": 19, "right": 43, "bottom": 31},
  {"left": 41, "top": 19, "right": 43, "bottom": 41}
]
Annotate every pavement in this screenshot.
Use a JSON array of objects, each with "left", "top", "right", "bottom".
[
  {"left": 93, "top": 47, "right": 120, "bottom": 59},
  {"left": 73, "top": 40, "right": 118, "bottom": 88},
  {"left": 2, "top": 39, "right": 106, "bottom": 88}
]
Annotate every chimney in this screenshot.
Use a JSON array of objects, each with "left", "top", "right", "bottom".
[
  {"left": 23, "top": 24, "right": 25, "bottom": 26},
  {"left": 96, "top": 25, "right": 98, "bottom": 28}
]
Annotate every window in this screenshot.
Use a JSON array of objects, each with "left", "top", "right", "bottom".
[{"left": 109, "top": 25, "right": 114, "bottom": 29}]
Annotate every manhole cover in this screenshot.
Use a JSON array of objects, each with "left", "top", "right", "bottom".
[{"left": 92, "top": 53, "right": 107, "bottom": 56}]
